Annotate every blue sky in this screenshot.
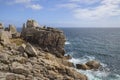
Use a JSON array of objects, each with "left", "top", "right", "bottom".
[{"left": 0, "top": 0, "right": 120, "bottom": 27}]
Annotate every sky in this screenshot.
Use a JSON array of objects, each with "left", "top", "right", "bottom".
[{"left": 0, "top": 0, "right": 120, "bottom": 28}]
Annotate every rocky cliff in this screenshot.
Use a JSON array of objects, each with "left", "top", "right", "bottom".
[
  {"left": 0, "top": 20, "right": 88, "bottom": 80},
  {"left": 21, "top": 20, "right": 66, "bottom": 58}
]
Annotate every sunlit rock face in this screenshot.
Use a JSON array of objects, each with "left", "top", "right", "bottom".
[
  {"left": 26, "top": 19, "right": 39, "bottom": 28},
  {"left": 21, "top": 19, "right": 66, "bottom": 57}
]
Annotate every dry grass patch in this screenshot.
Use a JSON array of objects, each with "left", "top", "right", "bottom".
[{"left": 10, "top": 38, "right": 26, "bottom": 46}]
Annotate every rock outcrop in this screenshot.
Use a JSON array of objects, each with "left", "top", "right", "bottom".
[
  {"left": 0, "top": 30, "right": 11, "bottom": 45},
  {"left": 8, "top": 24, "right": 17, "bottom": 34},
  {"left": 0, "top": 42, "right": 87, "bottom": 80},
  {"left": 0, "top": 23, "right": 4, "bottom": 29},
  {"left": 5, "top": 24, "right": 20, "bottom": 38},
  {"left": 76, "top": 60, "right": 101, "bottom": 70},
  {"left": 21, "top": 19, "right": 66, "bottom": 57},
  {"left": 0, "top": 20, "right": 88, "bottom": 80},
  {"left": 26, "top": 19, "right": 39, "bottom": 28}
]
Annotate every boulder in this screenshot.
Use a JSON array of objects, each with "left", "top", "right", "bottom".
[
  {"left": 8, "top": 24, "right": 17, "bottom": 34},
  {"left": 6, "top": 73, "right": 25, "bottom": 80},
  {"left": 0, "top": 53, "right": 9, "bottom": 64},
  {"left": 25, "top": 43, "right": 38, "bottom": 57},
  {"left": 11, "top": 62, "right": 30, "bottom": 76},
  {"left": 86, "top": 60, "right": 100, "bottom": 69},
  {"left": 76, "top": 64, "right": 90, "bottom": 70},
  {"left": 18, "top": 43, "right": 26, "bottom": 53},
  {"left": 0, "top": 31, "right": 10, "bottom": 45}
]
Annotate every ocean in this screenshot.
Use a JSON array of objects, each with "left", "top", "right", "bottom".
[
  {"left": 61, "top": 28, "right": 120, "bottom": 80},
  {"left": 18, "top": 27, "right": 120, "bottom": 80}
]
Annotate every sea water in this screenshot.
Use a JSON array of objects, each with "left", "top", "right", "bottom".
[{"left": 62, "top": 28, "right": 120, "bottom": 80}]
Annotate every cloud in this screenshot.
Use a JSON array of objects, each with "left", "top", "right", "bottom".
[
  {"left": 27, "top": 4, "right": 43, "bottom": 10},
  {"left": 58, "top": 0, "right": 120, "bottom": 20},
  {"left": 14, "top": 0, "right": 31, "bottom": 4},
  {"left": 57, "top": 3, "right": 79, "bottom": 9},
  {"left": 8, "top": 0, "right": 43, "bottom": 10}
]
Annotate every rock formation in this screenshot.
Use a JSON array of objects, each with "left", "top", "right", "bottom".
[
  {"left": 21, "top": 19, "right": 66, "bottom": 57},
  {"left": 5, "top": 24, "right": 20, "bottom": 38},
  {"left": 0, "top": 20, "right": 88, "bottom": 80},
  {"left": 0, "top": 23, "right": 4, "bottom": 29},
  {"left": 0, "top": 42, "right": 87, "bottom": 80},
  {"left": 76, "top": 60, "right": 101, "bottom": 70},
  {"left": 26, "top": 19, "right": 39, "bottom": 28},
  {"left": 0, "top": 30, "right": 11, "bottom": 45}
]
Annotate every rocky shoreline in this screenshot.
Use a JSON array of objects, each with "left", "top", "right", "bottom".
[{"left": 0, "top": 19, "right": 101, "bottom": 80}]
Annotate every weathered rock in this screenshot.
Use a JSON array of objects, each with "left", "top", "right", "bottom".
[
  {"left": 58, "top": 59, "right": 74, "bottom": 67},
  {"left": 6, "top": 73, "right": 25, "bottom": 80},
  {"left": 25, "top": 43, "right": 38, "bottom": 57},
  {"left": 11, "top": 62, "right": 30, "bottom": 76},
  {"left": 86, "top": 60, "right": 100, "bottom": 69},
  {"left": 26, "top": 19, "right": 39, "bottom": 28},
  {"left": 0, "top": 53, "right": 9, "bottom": 64},
  {"left": 4, "top": 31, "right": 12, "bottom": 38},
  {"left": 0, "top": 23, "right": 4, "bottom": 29},
  {"left": 12, "top": 32, "right": 20, "bottom": 38},
  {"left": 76, "top": 64, "right": 90, "bottom": 70},
  {"left": 21, "top": 19, "right": 66, "bottom": 57},
  {"left": 0, "top": 63, "right": 9, "bottom": 71},
  {"left": 8, "top": 24, "right": 17, "bottom": 35},
  {"left": 65, "top": 68, "right": 87, "bottom": 80},
  {"left": 64, "top": 54, "right": 72, "bottom": 60},
  {"left": 18, "top": 43, "right": 26, "bottom": 53},
  {"left": 0, "top": 31, "right": 10, "bottom": 45},
  {"left": 0, "top": 20, "right": 88, "bottom": 80}
]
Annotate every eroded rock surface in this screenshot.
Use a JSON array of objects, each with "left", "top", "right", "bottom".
[
  {"left": 0, "top": 43, "right": 87, "bottom": 80},
  {"left": 21, "top": 19, "right": 66, "bottom": 57},
  {"left": 0, "top": 31, "right": 11, "bottom": 45},
  {"left": 0, "top": 20, "right": 88, "bottom": 80}
]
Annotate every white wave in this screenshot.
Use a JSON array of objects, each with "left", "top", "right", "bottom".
[
  {"left": 65, "top": 41, "right": 71, "bottom": 45},
  {"left": 69, "top": 55, "right": 96, "bottom": 64},
  {"left": 68, "top": 55, "right": 120, "bottom": 80}
]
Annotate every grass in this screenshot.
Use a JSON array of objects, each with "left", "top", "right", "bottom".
[{"left": 10, "top": 38, "right": 26, "bottom": 46}]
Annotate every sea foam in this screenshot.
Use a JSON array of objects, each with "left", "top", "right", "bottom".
[
  {"left": 68, "top": 55, "right": 120, "bottom": 80},
  {"left": 65, "top": 41, "right": 71, "bottom": 45}
]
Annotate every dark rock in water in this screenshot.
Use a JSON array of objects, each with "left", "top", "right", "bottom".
[
  {"left": 76, "top": 64, "right": 90, "bottom": 70},
  {"left": 86, "top": 60, "right": 100, "bottom": 69},
  {"left": 21, "top": 19, "right": 66, "bottom": 57},
  {"left": 76, "top": 60, "right": 101, "bottom": 70}
]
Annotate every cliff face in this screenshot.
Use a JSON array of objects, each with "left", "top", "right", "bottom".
[{"left": 21, "top": 20, "right": 66, "bottom": 57}]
